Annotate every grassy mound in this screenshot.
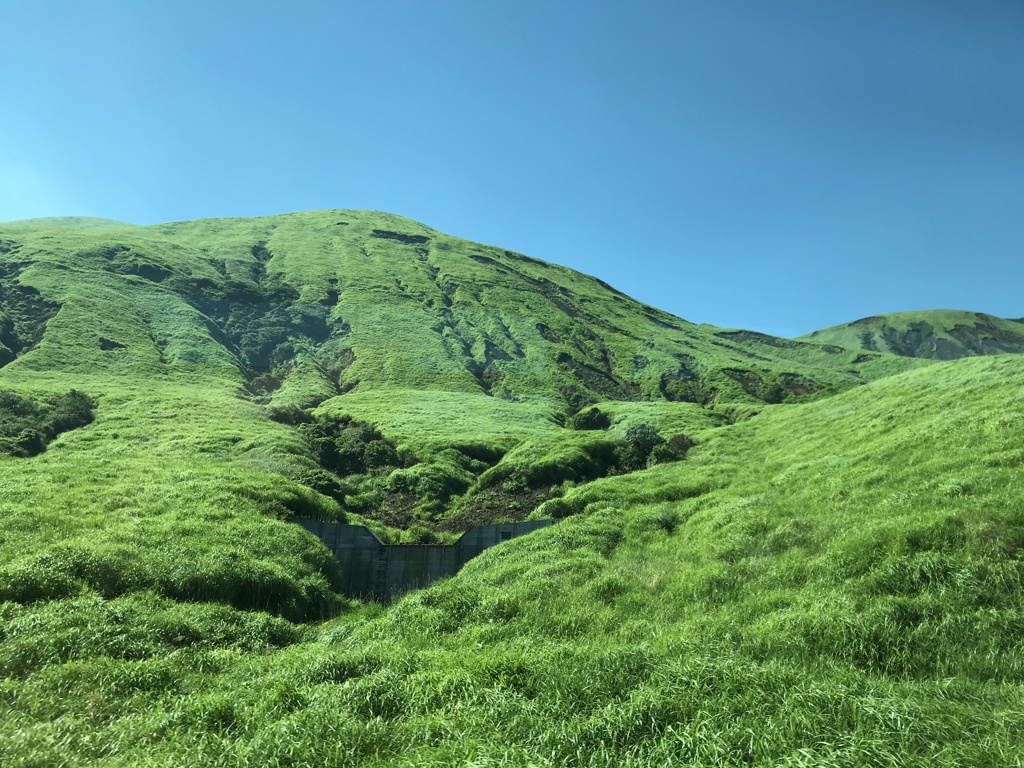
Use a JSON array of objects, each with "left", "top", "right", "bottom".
[{"left": 1, "top": 355, "right": 1021, "bottom": 765}]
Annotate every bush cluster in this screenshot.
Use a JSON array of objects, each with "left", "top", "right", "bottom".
[
  {"left": 0, "top": 389, "right": 96, "bottom": 457},
  {"left": 566, "top": 407, "right": 611, "bottom": 431},
  {"left": 616, "top": 423, "right": 697, "bottom": 471},
  {"left": 297, "top": 415, "right": 402, "bottom": 477},
  {"left": 388, "top": 448, "right": 485, "bottom": 509}
]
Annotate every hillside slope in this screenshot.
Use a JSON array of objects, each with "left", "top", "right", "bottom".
[
  {"left": 5, "top": 210, "right": 1020, "bottom": 764},
  {"left": 0, "top": 210, "right": 933, "bottom": 532},
  {"left": 1, "top": 210, "right": 924, "bottom": 412},
  {"left": 2, "top": 353, "right": 1021, "bottom": 765},
  {"left": 800, "top": 309, "right": 1024, "bottom": 359}
]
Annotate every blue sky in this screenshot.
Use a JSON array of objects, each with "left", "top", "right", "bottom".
[{"left": 2, "top": 1, "right": 1022, "bottom": 336}]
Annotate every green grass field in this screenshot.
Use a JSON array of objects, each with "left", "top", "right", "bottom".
[{"left": 0, "top": 212, "right": 1021, "bottom": 765}]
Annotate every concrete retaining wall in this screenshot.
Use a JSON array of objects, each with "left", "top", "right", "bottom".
[{"left": 295, "top": 518, "right": 553, "bottom": 601}]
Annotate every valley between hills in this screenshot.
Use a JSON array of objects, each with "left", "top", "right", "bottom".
[{"left": 1, "top": 210, "right": 1021, "bottom": 766}]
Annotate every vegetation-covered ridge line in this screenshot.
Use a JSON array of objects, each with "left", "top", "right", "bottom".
[
  {"left": 0, "top": 209, "right": 928, "bottom": 400},
  {"left": 800, "top": 308, "right": 1024, "bottom": 360}
]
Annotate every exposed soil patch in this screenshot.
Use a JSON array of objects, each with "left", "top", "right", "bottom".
[
  {"left": 946, "top": 318, "right": 1024, "bottom": 357},
  {"left": 858, "top": 332, "right": 879, "bottom": 352},
  {"left": 94, "top": 244, "right": 174, "bottom": 283},
  {"left": 172, "top": 241, "right": 333, "bottom": 397},
  {"left": 780, "top": 373, "right": 817, "bottom": 397},
  {"left": 468, "top": 254, "right": 504, "bottom": 269},
  {"left": 723, "top": 368, "right": 761, "bottom": 397},
  {"left": 504, "top": 250, "right": 549, "bottom": 268},
  {"left": 709, "top": 339, "right": 773, "bottom": 362},
  {"left": 362, "top": 492, "right": 419, "bottom": 530},
  {"left": 881, "top": 322, "right": 935, "bottom": 357},
  {"left": 551, "top": 296, "right": 579, "bottom": 319},
  {"left": 557, "top": 351, "right": 639, "bottom": 400},
  {"left": 595, "top": 278, "right": 630, "bottom": 299},
  {"left": 465, "top": 337, "right": 515, "bottom": 395},
  {"left": 644, "top": 308, "right": 685, "bottom": 331},
  {"left": 659, "top": 355, "right": 701, "bottom": 402},
  {"left": 537, "top": 322, "right": 563, "bottom": 343},
  {"left": 439, "top": 486, "right": 557, "bottom": 532}
]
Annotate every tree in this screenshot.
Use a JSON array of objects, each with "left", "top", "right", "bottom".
[{"left": 625, "top": 423, "right": 661, "bottom": 459}]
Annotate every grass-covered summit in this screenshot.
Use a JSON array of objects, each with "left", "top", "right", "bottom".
[
  {"left": 2, "top": 209, "right": 919, "bottom": 409},
  {"left": 1, "top": 210, "right": 1021, "bottom": 765},
  {"left": 801, "top": 309, "right": 1024, "bottom": 359}
]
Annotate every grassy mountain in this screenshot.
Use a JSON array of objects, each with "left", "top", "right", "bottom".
[
  {"left": 0, "top": 210, "right": 929, "bottom": 534},
  {"left": 1, "top": 209, "right": 920, "bottom": 408},
  {"left": 1, "top": 211, "right": 1021, "bottom": 765},
  {"left": 800, "top": 309, "right": 1024, "bottom": 359}
]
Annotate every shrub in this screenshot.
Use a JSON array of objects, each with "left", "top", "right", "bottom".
[
  {"left": 41, "top": 390, "right": 96, "bottom": 434},
  {"left": 625, "top": 423, "right": 661, "bottom": 458},
  {"left": 363, "top": 439, "right": 399, "bottom": 471},
  {"left": 332, "top": 429, "right": 367, "bottom": 475},
  {"left": 649, "top": 432, "right": 697, "bottom": 465},
  {"left": 537, "top": 496, "right": 586, "bottom": 519},
  {"left": 266, "top": 403, "right": 312, "bottom": 425},
  {"left": 567, "top": 407, "right": 611, "bottom": 431},
  {"left": 448, "top": 441, "right": 505, "bottom": 465},
  {"left": 402, "top": 525, "right": 439, "bottom": 544},
  {"left": 12, "top": 429, "right": 46, "bottom": 457},
  {"left": 0, "top": 389, "right": 96, "bottom": 457},
  {"left": 293, "top": 468, "right": 349, "bottom": 503}
]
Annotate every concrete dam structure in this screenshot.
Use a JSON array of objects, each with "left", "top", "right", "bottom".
[{"left": 295, "top": 518, "right": 554, "bottom": 601}]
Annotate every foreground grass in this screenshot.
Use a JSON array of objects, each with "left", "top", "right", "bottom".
[{"left": 1, "top": 355, "right": 1022, "bottom": 765}]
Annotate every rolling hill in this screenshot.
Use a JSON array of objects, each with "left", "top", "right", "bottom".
[
  {"left": 0, "top": 211, "right": 1021, "bottom": 766},
  {"left": 2, "top": 209, "right": 923, "bottom": 410},
  {"left": 800, "top": 309, "right": 1024, "bottom": 359},
  {"left": 0, "top": 210, "right": 930, "bottom": 533}
]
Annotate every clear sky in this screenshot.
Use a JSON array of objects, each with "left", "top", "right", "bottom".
[{"left": 2, "top": 1, "right": 1022, "bottom": 337}]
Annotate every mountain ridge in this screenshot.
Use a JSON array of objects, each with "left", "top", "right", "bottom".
[
  {"left": 800, "top": 309, "right": 1024, "bottom": 359},
  {"left": 0, "top": 209, "right": 928, "bottom": 412}
]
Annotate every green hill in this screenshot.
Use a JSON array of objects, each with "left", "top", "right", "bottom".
[
  {"left": 0, "top": 211, "right": 1020, "bottom": 765},
  {"left": 0, "top": 210, "right": 929, "bottom": 533},
  {"left": 1, "top": 209, "right": 922, "bottom": 408},
  {"left": 1, "top": 216, "right": 139, "bottom": 229},
  {"left": 800, "top": 309, "right": 1024, "bottom": 359}
]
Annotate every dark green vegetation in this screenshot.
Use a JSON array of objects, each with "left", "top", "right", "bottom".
[
  {"left": 0, "top": 389, "right": 95, "bottom": 456},
  {"left": 802, "top": 309, "right": 1024, "bottom": 359},
  {"left": 0, "top": 211, "right": 1021, "bottom": 765}
]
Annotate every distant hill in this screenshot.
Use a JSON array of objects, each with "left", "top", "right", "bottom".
[
  {"left": 799, "top": 310, "right": 1024, "bottom": 360},
  {"left": 2, "top": 216, "right": 138, "bottom": 229}
]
